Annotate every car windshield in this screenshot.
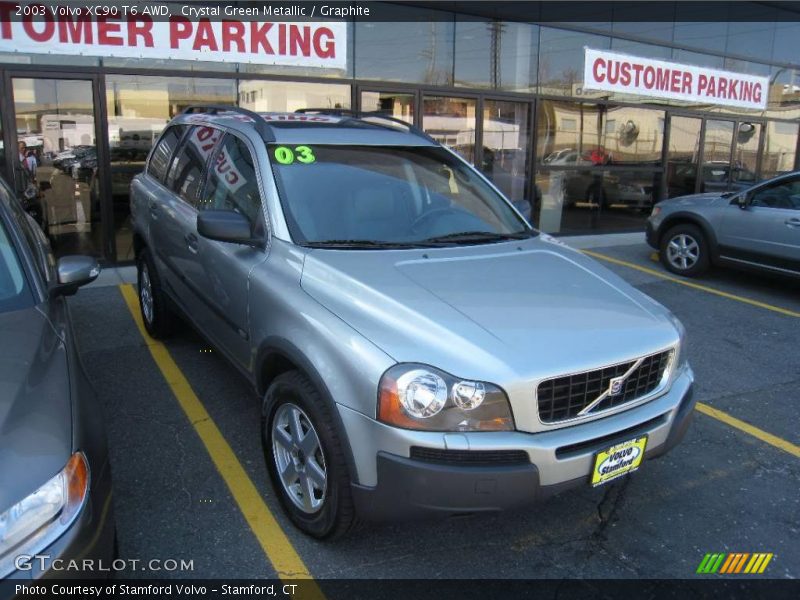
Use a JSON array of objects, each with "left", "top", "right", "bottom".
[
  {"left": 0, "top": 217, "right": 33, "bottom": 313},
  {"left": 268, "top": 144, "right": 533, "bottom": 247}
]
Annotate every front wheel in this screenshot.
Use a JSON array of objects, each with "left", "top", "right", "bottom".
[
  {"left": 262, "top": 371, "right": 356, "bottom": 539},
  {"left": 660, "top": 224, "right": 710, "bottom": 277},
  {"left": 136, "top": 248, "right": 175, "bottom": 338}
]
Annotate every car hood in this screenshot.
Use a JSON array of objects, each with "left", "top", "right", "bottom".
[
  {"left": 0, "top": 307, "right": 72, "bottom": 514},
  {"left": 300, "top": 238, "right": 679, "bottom": 386}
]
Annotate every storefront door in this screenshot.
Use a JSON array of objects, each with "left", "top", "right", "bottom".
[{"left": 3, "top": 74, "right": 108, "bottom": 260}]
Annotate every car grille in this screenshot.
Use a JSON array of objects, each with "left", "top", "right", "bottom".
[{"left": 537, "top": 349, "right": 674, "bottom": 424}]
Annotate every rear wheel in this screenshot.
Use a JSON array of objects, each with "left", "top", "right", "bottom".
[
  {"left": 262, "top": 371, "right": 356, "bottom": 539},
  {"left": 136, "top": 248, "right": 175, "bottom": 338},
  {"left": 660, "top": 224, "right": 709, "bottom": 277}
]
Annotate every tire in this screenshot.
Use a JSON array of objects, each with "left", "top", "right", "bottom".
[
  {"left": 136, "top": 248, "right": 175, "bottom": 338},
  {"left": 262, "top": 371, "right": 356, "bottom": 539},
  {"left": 660, "top": 224, "right": 710, "bottom": 277}
]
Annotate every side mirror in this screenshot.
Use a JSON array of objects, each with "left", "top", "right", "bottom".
[
  {"left": 197, "top": 210, "right": 260, "bottom": 246},
  {"left": 51, "top": 255, "right": 100, "bottom": 298}
]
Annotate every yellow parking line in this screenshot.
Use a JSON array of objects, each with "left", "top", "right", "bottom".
[
  {"left": 119, "top": 284, "right": 323, "bottom": 592},
  {"left": 696, "top": 402, "right": 800, "bottom": 459},
  {"left": 582, "top": 250, "right": 800, "bottom": 318}
]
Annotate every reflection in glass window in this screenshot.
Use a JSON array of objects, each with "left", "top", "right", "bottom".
[
  {"left": 537, "top": 101, "right": 601, "bottom": 166},
  {"left": 666, "top": 116, "right": 702, "bottom": 198},
  {"left": 535, "top": 169, "right": 659, "bottom": 234},
  {"left": 602, "top": 106, "right": 664, "bottom": 165},
  {"left": 355, "top": 6, "right": 454, "bottom": 85},
  {"left": 238, "top": 81, "right": 350, "bottom": 113},
  {"left": 772, "top": 17, "right": 800, "bottom": 65},
  {"left": 762, "top": 121, "right": 799, "bottom": 180},
  {"left": 148, "top": 125, "right": 186, "bottom": 183},
  {"left": 105, "top": 75, "right": 236, "bottom": 261},
  {"left": 725, "top": 21, "right": 776, "bottom": 64},
  {"left": 201, "top": 135, "right": 263, "bottom": 231},
  {"left": 733, "top": 122, "right": 760, "bottom": 184},
  {"left": 538, "top": 27, "right": 610, "bottom": 96},
  {"left": 12, "top": 78, "right": 100, "bottom": 258},
  {"left": 422, "top": 97, "right": 477, "bottom": 163},
  {"left": 454, "top": 19, "right": 538, "bottom": 92},
  {"left": 167, "top": 126, "right": 214, "bottom": 205},
  {"left": 481, "top": 101, "right": 531, "bottom": 218},
  {"left": 360, "top": 92, "right": 414, "bottom": 124}
]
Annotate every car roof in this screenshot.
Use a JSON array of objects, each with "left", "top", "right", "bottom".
[{"left": 172, "top": 108, "right": 438, "bottom": 147}]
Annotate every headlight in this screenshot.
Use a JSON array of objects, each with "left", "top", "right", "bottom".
[
  {"left": 0, "top": 453, "right": 89, "bottom": 577},
  {"left": 378, "top": 364, "right": 514, "bottom": 431}
]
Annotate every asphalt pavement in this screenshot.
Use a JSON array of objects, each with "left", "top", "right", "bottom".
[{"left": 66, "top": 239, "right": 800, "bottom": 580}]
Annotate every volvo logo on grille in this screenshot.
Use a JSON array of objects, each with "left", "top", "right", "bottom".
[{"left": 609, "top": 376, "right": 626, "bottom": 396}]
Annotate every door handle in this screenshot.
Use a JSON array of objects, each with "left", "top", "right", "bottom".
[
  {"left": 185, "top": 232, "right": 199, "bottom": 253},
  {"left": 785, "top": 218, "right": 800, "bottom": 228}
]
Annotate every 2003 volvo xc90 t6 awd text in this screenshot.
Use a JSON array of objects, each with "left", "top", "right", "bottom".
[{"left": 130, "top": 106, "right": 695, "bottom": 538}]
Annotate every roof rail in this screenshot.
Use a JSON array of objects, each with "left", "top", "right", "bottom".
[
  {"left": 293, "top": 108, "right": 436, "bottom": 143},
  {"left": 182, "top": 104, "right": 274, "bottom": 141},
  {"left": 293, "top": 107, "right": 356, "bottom": 117}
]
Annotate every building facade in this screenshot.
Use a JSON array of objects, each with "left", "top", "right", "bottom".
[{"left": 1, "top": 2, "right": 798, "bottom": 263}]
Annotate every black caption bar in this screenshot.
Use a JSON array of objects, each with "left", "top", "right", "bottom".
[
  {"left": 2, "top": 579, "right": 800, "bottom": 600},
  {"left": 2, "top": 1, "right": 800, "bottom": 22}
]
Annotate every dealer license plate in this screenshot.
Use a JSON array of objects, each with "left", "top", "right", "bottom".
[{"left": 590, "top": 435, "right": 648, "bottom": 487}]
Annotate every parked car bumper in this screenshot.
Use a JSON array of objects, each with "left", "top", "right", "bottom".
[
  {"left": 646, "top": 220, "right": 658, "bottom": 249},
  {"left": 345, "top": 367, "right": 695, "bottom": 521}
]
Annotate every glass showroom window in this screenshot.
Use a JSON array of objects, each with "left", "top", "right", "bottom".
[
  {"left": 537, "top": 101, "right": 603, "bottom": 167},
  {"left": 355, "top": 5, "right": 454, "bottom": 85},
  {"left": 360, "top": 91, "right": 414, "bottom": 124},
  {"left": 105, "top": 75, "right": 236, "bottom": 261},
  {"left": 237, "top": 80, "right": 351, "bottom": 113},
  {"left": 481, "top": 100, "right": 532, "bottom": 220},
  {"left": 762, "top": 121, "right": 799, "bottom": 179},
  {"left": 454, "top": 19, "right": 538, "bottom": 93},
  {"left": 538, "top": 27, "right": 609, "bottom": 96},
  {"left": 666, "top": 116, "right": 702, "bottom": 198},
  {"left": 422, "top": 96, "right": 477, "bottom": 163}
]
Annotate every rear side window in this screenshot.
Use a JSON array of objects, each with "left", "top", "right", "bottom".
[
  {"left": 166, "top": 125, "right": 217, "bottom": 204},
  {"left": 148, "top": 125, "right": 187, "bottom": 183},
  {"left": 198, "top": 134, "right": 264, "bottom": 230}
]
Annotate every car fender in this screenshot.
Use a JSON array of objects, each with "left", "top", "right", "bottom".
[
  {"left": 254, "top": 336, "right": 363, "bottom": 484},
  {"left": 658, "top": 210, "right": 720, "bottom": 258}
]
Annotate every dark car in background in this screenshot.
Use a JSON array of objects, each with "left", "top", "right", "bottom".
[{"left": 0, "top": 176, "right": 114, "bottom": 580}]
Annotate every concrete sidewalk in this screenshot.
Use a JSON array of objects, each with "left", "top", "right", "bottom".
[{"left": 87, "top": 232, "right": 647, "bottom": 289}]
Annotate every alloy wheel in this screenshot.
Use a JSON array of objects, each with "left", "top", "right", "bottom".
[
  {"left": 139, "top": 263, "right": 154, "bottom": 325},
  {"left": 666, "top": 233, "right": 700, "bottom": 271},
  {"left": 271, "top": 403, "right": 327, "bottom": 514}
]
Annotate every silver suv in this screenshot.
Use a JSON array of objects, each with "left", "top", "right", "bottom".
[{"left": 131, "top": 106, "right": 695, "bottom": 539}]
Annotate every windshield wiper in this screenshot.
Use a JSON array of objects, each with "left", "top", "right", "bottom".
[
  {"left": 422, "top": 230, "right": 535, "bottom": 245},
  {"left": 303, "top": 239, "right": 438, "bottom": 249}
]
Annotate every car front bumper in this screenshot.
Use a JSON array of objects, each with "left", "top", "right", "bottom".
[{"left": 342, "top": 367, "right": 695, "bottom": 521}]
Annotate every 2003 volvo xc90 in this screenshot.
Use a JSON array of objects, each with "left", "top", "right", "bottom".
[{"left": 130, "top": 106, "right": 695, "bottom": 538}]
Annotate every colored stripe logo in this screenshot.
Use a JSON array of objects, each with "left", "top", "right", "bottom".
[{"left": 697, "top": 552, "right": 773, "bottom": 574}]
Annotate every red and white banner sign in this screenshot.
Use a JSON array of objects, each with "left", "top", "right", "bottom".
[
  {"left": 0, "top": 2, "right": 346, "bottom": 69},
  {"left": 584, "top": 48, "right": 768, "bottom": 110}
]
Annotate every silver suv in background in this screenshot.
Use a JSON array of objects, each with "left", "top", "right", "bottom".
[
  {"left": 648, "top": 171, "right": 800, "bottom": 277},
  {"left": 131, "top": 106, "right": 695, "bottom": 538}
]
